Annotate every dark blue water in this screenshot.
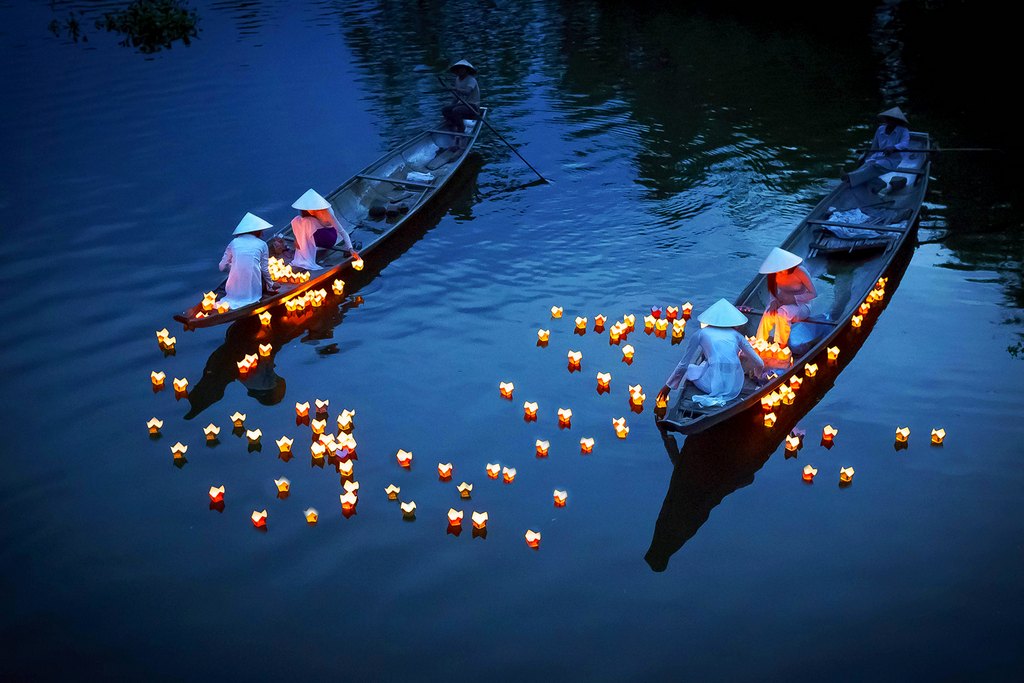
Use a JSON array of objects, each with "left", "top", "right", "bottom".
[{"left": 2, "top": 1, "right": 1022, "bottom": 679}]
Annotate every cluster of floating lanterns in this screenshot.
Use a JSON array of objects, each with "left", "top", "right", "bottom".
[
  {"left": 194, "top": 291, "right": 231, "bottom": 318},
  {"left": 747, "top": 337, "right": 793, "bottom": 365},
  {"left": 156, "top": 328, "right": 176, "bottom": 352},
  {"left": 268, "top": 256, "right": 311, "bottom": 284},
  {"left": 284, "top": 288, "right": 328, "bottom": 313}
]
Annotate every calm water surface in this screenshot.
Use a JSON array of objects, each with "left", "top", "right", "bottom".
[{"left": 2, "top": 1, "right": 1022, "bottom": 679}]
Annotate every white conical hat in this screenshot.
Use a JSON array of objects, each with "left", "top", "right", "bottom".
[
  {"left": 697, "top": 299, "right": 748, "bottom": 328},
  {"left": 449, "top": 59, "right": 477, "bottom": 75},
  {"left": 292, "top": 188, "right": 331, "bottom": 211},
  {"left": 233, "top": 212, "right": 272, "bottom": 235},
  {"left": 758, "top": 247, "right": 803, "bottom": 274},
  {"left": 878, "top": 106, "right": 908, "bottom": 125}
]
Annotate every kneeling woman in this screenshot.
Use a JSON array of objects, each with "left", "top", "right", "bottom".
[
  {"left": 657, "top": 299, "right": 765, "bottom": 408},
  {"left": 290, "top": 188, "right": 359, "bottom": 271},
  {"left": 756, "top": 247, "right": 816, "bottom": 346}
]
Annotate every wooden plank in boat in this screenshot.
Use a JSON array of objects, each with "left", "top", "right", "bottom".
[{"left": 356, "top": 174, "right": 434, "bottom": 189}]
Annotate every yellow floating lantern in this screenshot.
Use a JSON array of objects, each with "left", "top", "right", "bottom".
[
  {"left": 822, "top": 425, "right": 839, "bottom": 441},
  {"left": 537, "top": 328, "right": 550, "bottom": 342},
  {"left": 147, "top": 417, "right": 163, "bottom": 435},
  {"left": 931, "top": 428, "right": 946, "bottom": 445},
  {"left": 486, "top": 463, "right": 500, "bottom": 479},
  {"left": 156, "top": 327, "right": 170, "bottom": 342},
  {"left": 339, "top": 459, "right": 355, "bottom": 478},
  {"left": 343, "top": 480, "right": 359, "bottom": 494},
  {"left": 621, "top": 344, "right": 635, "bottom": 361},
  {"left": 760, "top": 394, "right": 774, "bottom": 412},
  {"left": 458, "top": 482, "right": 473, "bottom": 499},
  {"left": 396, "top": 449, "right": 413, "bottom": 468},
  {"left": 246, "top": 428, "right": 262, "bottom": 444},
  {"left": 208, "top": 485, "right": 225, "bottom": 502},
  {"left": 151, "top": 371, "right": 166, "bottom": 389},
  {"left": 551, "top": 306, "right": 563, "bottom": 319},
  {"left": 763, "top": 412, "right": 777, "bottom": 428},
  {"left": 401, "top": 501, "right": 417, "bottom": 519},
  {"left": 275, "top": 477, "right": 290, "bottom": 494},
  {"left": 553, "top": 489, "right": 567, "bottom": 507},
  {"left": 499, "top": 381, "right": 515, "bottom": 399},
  {"left": 173, "top": 377, "right": 188, "bottom": 393},
  {"left": 613, "top": 417, "right": 629, "bottom": 439},
  {"left": 438, "top": 462, "right": 453, "bottom": 479},
  {"left": 295, "top": 401, "right": 310, "bottom": 418},
  {"left": 258, "top": 311, "right": 272, "bottom": 326},
  {"left": 858, "top": 302, "right": 871, "bottom": 316},
  {"left": 827, "top": 346, "right": 840, "bottom": 361},
  {"left": 352, "top": 257, "right": 364, "bottom": 271},
  {"left": 216, "top": 301, "right": 230, "bottom": 314},
  {"left": 672, "top": 320, "right": 686, "bottom": 338},
  {"left": 802, "top": 465, "right": 818, "bottom": 482},
  {"left": 557, "top": 408, "right": 573, "bottom": 426},
  {"left": 472, "top": 511, "right": 488, "bottom": 529},
  {"left": 644, "top": 315, "right": 656, "bottom": 332},
  {"left": 655, "top": 318, "right": 669, "bottom": 334},
  {"left": 310, "top": 442, "right": 326, "bottom": 459},
  {"left": 790, "top": 376, "right": 803, "bottom": 390},
  {"left": 229, "top": 412, "right": 245, "bottom": 428},
  {"left": 575, "top": 316, "right": 587, "bottom": 330},
  {"left": 629, "top": 384, "right": 646, "bottom": 406},
  {"left": 580, "top": 437, "right": 594, "bottom": 454},
  {"left": 332, "top": 279, "right": 345, "bottom": 295},
  {"left": 597, "top": 372, "right": 611, "bottom": 391},
  {"left": 340, "top": 492, "right": 358, "bottom": 511},
  {"left": 502, "top": 467, "right": 517, "bottom": 483},
  {"left": 171, "top": 442, "right": 188, "bottom": 458},
  {"left": 536, "top": 439, "right": 550, "bottom": 457},
  {"left": 160, "top": 335, "right": 177, "bottom": 351},
  {"left": 781, "top": 389, "right": 795, "bottom": 406},
  {"left": 523, "top": 401, "right": 539, "bottom": 420},
  {"left": 258, "top": 343, "right": 272, "bottom": 357},
  {"left": 276, "top": 436, "right": 293, "bottom": 453},
  {"left": 895, "top": 426, "right": 910, "bottom": 443},
  {"left": 656, "top": 395, "right": 668, "bottom": 409},
  {"left": 251, "top": 509, "right": 268, "bottom": 528},
  {"left": 385, "top": 484, "right": 401, "bottom": 500},
  {"left": 525, "top": 530, "right": 541, "bottom": 549},
  {"left": 567, "top": 350, "right": 582, "bottom": 367},
  {"left": 785, "top": 434, "right": 800, "bottom": 452},
  {"left": 311, "top": 418, "right": 326, "bottom": 435},
  {"left": 851, "top": 314, "right": 863, "bottom": 328},
  {"left": 804, "top": 363, "right": 818, "bottom": 377},
  {"left": 448, "top": 508, "right": 464, "bottom": 526},
  {"left": 839, "top": 466, "right": 855, "bottom": 484},
  {"left": 337, "top": 409, "right": 356, "bottom": 432},
  {"left": 304, "top": 508, "right": 319, "bottom": 524}
]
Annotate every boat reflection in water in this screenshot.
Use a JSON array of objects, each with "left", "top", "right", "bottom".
[
  {"left": 645, "top": 240, "right": 915, "bottom": 572},
  {"left": 184, "top": 154, "right": 482, "bottom": 419}
]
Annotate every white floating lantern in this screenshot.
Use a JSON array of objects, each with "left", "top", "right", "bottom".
[
  {"left": 340, "top": 492, "right": 358, "bottom": 511},
  {"left": 827, "top": 346, "right": 840, "bottom": 361},
  {"left": 208, "top": 485, "right": 225, "bottom": 502},
  {"left": 151, "top": 371, "right": 166, "bottom": 389},
  {"left": 230, "top": 412, "right": 246, "bottom": 428},
  {"left": 553, "top": 489, "right": 567, "bottom": 507},
  {"left": 839, "top": 466, "right": 855, "bottom": 484},
  {"left": 931, "top": 428, "right": 946, "bottom": 445},
  {"left": 802, "top": 465, "right": 818, "bottom": 482},
  {"left": 535, "top": 440, "right": 550, "bottom": 457},
  {"left": 396, "top": 449, "right": 413, "bottom": 468},
  {"left": 557, "top": 408, "right": 573, "bottom": 426},
  {"left": 352, "top": 257, "right": 364, "bottom": 271},
  {"left": 401, "top": 501, "right": 416, "bottom": 519},
  {"left": 385, "top": 484, "right": 401, "bottom": 500},
  {"left": 147, "top": 417, "right": 163, "bottom": 435},
  {"left": 472, "top": 511, "right": 488, "bottom": 529},
  {"left": 575, "top": 316, "right": 587, "bottom": 330},
  {"left": 580, "top": 437, "right": 594, "bottom": 454},
  {"left": 486, "top": 463, "right": 500, "bottom": 479},
  {"left": 895, "top": 426, "right": 910, "bottom": 443},
  {"left": 621, "top": 344, "right": 635, "bottom": 361},
  {"left": 171, "top": 442, "right": 188, "bottom": 458},
  {"left": 785, "top": 434, "right": 800, "bottom": 452},
  {"left": 343, "top": 480, "right": 359, "bottom": 494},
  {"left": 499, "top": 381, "right": 515, "bottom": 399},
  {"left": 332, "top": 279, "right": 345, "bottom": 295},
  {"left": 311, "top": 418, "right": 326, "bottom": 435},
  {"left": 438, "top": 462, "right": 453, "bottom": 479},
  {"left": 567, "top": 350, "right": 582, "bottom": 367},
  {"left": 315, "top": 399, "right": 329, "bottom": 415},
  {"left": 258, "top": 343, "right": 272, "bottom": 357},
  {"left": 295, "top": 402, "right": 310, "bottom": 418},
  {"left": 550, "top": 306, "right": 563, "bottom": 319},
  {"left": 537, "top": 329, "right": 550, "bottom": 343},
  {"left": 251, "top": 510, "right": 268, "bottom": 528},
  {"left": 597, "top": 372, "right": 611, "bottom": 391},
  {"left": 502, "top": 467, "right": 516, "bottom": 483},
  {"left": 337, "top": 409, "right": 356, "bottom": 432},
  {"left": 259, "top": 311, "right": 272, "bottom": 326},
  {"left": 276, "top": 436, "right": 293, "bottom": 453},
  {"left": 525, "top": 530, "right": 541, "bottom": 548},
  {"left": 524, "top": 401, "right": 538, "bottom": 420},
  {"left": 804, "top": 363, "right": 818, "bottom": 377},
  {"left": 338, "top": 460, "right": 354, "bottom": 478},
  {"left": 457, "top": 482, "right": 473, "bottom": 499},
  {"left": 246, "top": 428, "right": 262, "bottom": 444},
  {"left": 172, "top": 377, "right": 188, "bottom": 393},
  {"left": 447, "top": 508, "right": 464, "bottom": 526}
]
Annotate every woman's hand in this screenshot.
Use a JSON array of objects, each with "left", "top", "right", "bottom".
[
  {"left": 656, "top": 385, "right": 671, "bottom": 404},
  {"left": 350, "top": 250, "right": 361, "bottom": 261}
]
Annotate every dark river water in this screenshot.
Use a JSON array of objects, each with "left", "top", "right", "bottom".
[{"left": 2, "top": 1, "right": 1022, "bottom": 679}]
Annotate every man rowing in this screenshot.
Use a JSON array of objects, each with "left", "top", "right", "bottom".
[
  {"left": 289, "top": 188, "right": 359, "bottom": 271},
  {"left": 218, "top": 212, "right": 278, "bottom": 308},
  {"left": 841, "top": 106, "right": 911, "bottom": 194},
  {"left": 442, "top": 59, "right": 481, "bottom": 134}
]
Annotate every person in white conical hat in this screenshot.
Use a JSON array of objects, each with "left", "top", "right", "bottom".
[
  {"left": 841, "top": 106, "right": 911, "bottom": 193},
  {"left": 755, "top": 247, "right": 817, "bottom": 346},
  {"left": 657, "top": 299, "right": 765, "bottom": 409},
  {"left": 218, "top": 212, "right": 279, "bottom": 308},
  {"left": 442, "top": 59, "right": 481, "bottom": 134},
  {"left": 289, "top": 189, "right": 359, "bottom": 271}
]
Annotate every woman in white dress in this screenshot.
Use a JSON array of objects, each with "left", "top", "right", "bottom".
[
  {"left": 755, "top": 247, "right": 817, "bottom": 346},
  {"left": 289, "top": 188, "right": 359, "bottom": 271},
  {"left": 656, "top": 299, "right": 765, "bottom": 408},
  {"left": 218, "top": 212, "right": 278, "bottom": 308}
]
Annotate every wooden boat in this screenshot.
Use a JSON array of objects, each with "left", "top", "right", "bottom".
[
  {"left": 174, "top": 109, "right": 488, "bottom": 329},
  {"left": 658, "top": 131, "right": 931, "bottom": 435}
]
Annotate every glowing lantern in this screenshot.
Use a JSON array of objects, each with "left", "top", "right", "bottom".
[
  {"left": 790, "top": 376, "right": 803, "bottom": 390},
  {"left": 681, "top": 302, "right": 694, "bottom": 319},
  {"left": 401, "top": 501, "right": 416, "bottom": 519},
  {"left": 257, "top": 343, "right": 272, "bottom": 358},
  {"left": 295, "top": 402, "right": 310, "bottom": 418},
  {"left": 895, "top": 426, "right": 910, "bottom": 443},
  {"left": 274, "top": 477, "right": 290, "bottom": 494},
  {"left": 258, "top": 311, "right": 272, "bottom": 326},
  {"left": 310, "top": 441, "right": 326, "bottom": 460},
  {"left": 458, "top": 482, "right": 473, "bottom": 498},
  {"left": 385, "top": 484, "right": 400, "bottom": 500},
  {"left": 781, "top": 389, "right": 795, "bottom": 406},
  {"left": 931, "top": 428, "right": 946, "bottom": 445},
  {"left": 275, "top": 436, "right": 293, "bottom": 454},
  {"left": 656, "top": 395, "right": 668, "bottom": 409},
  {"left": 438, "top": 462, "right": 453, "bottom": 479},
  {"left": 628, "top": 384, "right": 645, "bottom": 406},
  {"left": 502, "top": 467, "right": 517, "bottom": 483},
  {"left": 672, "top": 320, "right": 685, "bottom": 338},
  {"left": 472, "top": 511, "right": 488, "bottom": 529},
  {"left": 332, "top": 279, "right": 345, "bottom": 295},
  {"left": 608, "top": 325, "right": 621, "bottom": 343},
  {"left": 352, "top": 257, "right": 364, "bottom": 271},
  {"left": 760, "top": 395, "right": 774, "bottom": 412},
  {"left": 340, "top": 492, "right": 358, "bottom": 511},
  {"left": 311, "top": 419, "right": 326, "bottom": 435},
  {"left": 251, "top": 510, "right": 268, "bottom": 528},
  {"left": 442, "top": 508, "right": 463, "bottom": 527},
  {"left": 156, "top": 328, "right": 170, "bottom": 342},
  {"left": 486, "top": 463, "right": 500, "bottom": 479},
  {"left": 580, "top": 437, "right": 594, "bottom": 454},
  {"left": 337, "top": 409, "right": 355, "bottom": 432},
  {"left": 537, "top": 328, "right": 550, "bottom": 342},
  {"left": 396, "top": 449, "right": 413, "bottom": 468},
  {"left": 597, "top": 372, "right": 611, "bottom": 391},
  {"left": 763, "top": 412, "right": 777, "bottom": 428},
  {"left": 305, "top": 508, "right": 318, "bottom": 524},
  {"left": 171, "top": 442, "right": 188, "bottom": 458},
  {"left": 525, "top": 530, "right": 542, "bottom": 549},
  {"left": 553, "top": 489, "right": 567, "bottom": 507},
  {"left": 523, "top": 402, "right": 539, "bottom": 420},
  {"left": 315, "top": 399, "right": 329, "bottom": 415},
  {"left": 804, "top": 363, "right": 818, "bottom": 377},
  {"left": 651, "top": 307, "right": 662, "bottom": 319},
  {"left": 613, "top": 417, "right": 629, "bottom": 439},
  {"left": 575, "top": 316, "right": 587, "bottom": 331},
  {"left": 594, "top": 314, "right": 607, "bottom": 330},
  {"left": 567, "top": 350, "right": 582, "bottom": 368},
  {"left": 621, "top": 345, "right": 635, "bottom": 361},
  {"left": 499, "top": 381, "right": 515, "bottom": 399},
  {"left": 558, "top": 408, "right": 573, "bottom": 426},
  {"left": 551, "top": 306, "right": 563, "bottom": 319},
  {"left": 644, "top": 315, "right": 656, "bottom": 333},
  {"left": 160, "top": 335, "right": 176, "bottom": 351},
  {"left": 802, "top": 465, "right": 818, "bottom": 482},
  {"left": 822, "top": 425, "right": 839, "bottom": 441},
  {"left": 208, "top": 485, "right": 225, "bottom": 503},
  {"left": 851, "top": 314, "right": 863, "bottom": 328},
  {"left": 536, "top": 440, "right": 550, "bottom": 457},
  {"left": 245, "top": 429, "right": 262, "bottom": 445},
  {"left": 173, "top": 377, "right": 188, "bottom": 393},
  {"left": 151, "top": 371, "right": 166, "bottom": 389},
  {"left": 827, "top": 346, "right": 840, "bottom": 361},
  {"left": 147, "top": 417, "right": 163, "bottom": 435},
  {"left": 839, "top": 466, "right": 855, "bottom": 484},
  {"left": 785, "top": 434, "right": 800, "bottom": 451},
  {"left": 666, "top": 306, "right": 679, "bottom": 321},
  {"left": 858, "top": 302, "right": 871, "bottom": 316},
  {"left": 216, "top": 301, "right": 230, "bottom": 314},
  {"left": 225, "top": 413, "right": 243, "bottom": 429},
  {"left": 343, "top": 480, "right": 360, "bottom": 494}
]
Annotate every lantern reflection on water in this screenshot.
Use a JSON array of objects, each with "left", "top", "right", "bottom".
[
  {"left": 499, "top": 381, "right": 515, "bottom": 399},
  {"left": 208, "top": 485, "right": 225, "bottom": 502}
]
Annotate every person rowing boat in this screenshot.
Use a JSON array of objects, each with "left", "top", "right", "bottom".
[
  {"left": 841, "top": 106, "right": 911, "bottom": 194},
  {"left": 218, "top": 212, "right": 279, "bottom": 308},
  {"left": 754, "top": 247, "right": 817, "bottom": 346},
  {"left": 289, "top": 188, "right": 359, "bottom": 270},
  {"left": 441, "top": 59, "right": 481, "bottom": 135}
]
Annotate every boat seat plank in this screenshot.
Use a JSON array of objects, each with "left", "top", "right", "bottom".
[
  {"left": 356, "top": 174, "right": 434, "bottom": 189},
  {"left": 428, "top": 129, "right": 473, "bottom": 138},
  {"left": 807, "top": 219, "right": 907, "bottom": 234}
]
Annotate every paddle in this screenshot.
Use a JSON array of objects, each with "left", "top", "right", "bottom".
[
  {"left": 854, "top": 146, "right": 999, "bottom": 154},
  {"left": 436, "top": 74, "right": 550, "bottom": 184}
]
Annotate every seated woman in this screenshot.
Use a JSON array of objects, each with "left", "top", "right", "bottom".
[
  {"left": 755, "top": 247, "right": 817, "bottom": 346},
  {"left": 842, "top": 106, "right": 911, "bottom": 194},
  {"left": 656, "top": 299, "right": 765, "bottom": 408},
  {"left": 218, "top": 212, "right": 278, "bottom": 308},
  {"left": 290, "top": 188, "right": 359, "bottom": 271}
]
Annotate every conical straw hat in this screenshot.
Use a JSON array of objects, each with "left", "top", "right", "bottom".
[
  {"left": 449, "top": 59, "right": 477, "bottom": 75},
  {"left": 878, "top": 106, "right": 908, "bottom": 125},
  {"left": 758, "top": 247, "right": 803, "bottom": 274},
  {"left": 697, "top": 298, "right": 748, "bottom": 328},
  {"left": 233, "top": 212, "right": 272, "bottom": 235},
  {"left": 292, "top": 188, "right": 331, "bottom": 211}
]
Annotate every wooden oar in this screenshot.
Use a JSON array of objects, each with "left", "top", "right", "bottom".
[
  {"left": 854, "top": 146, "right": 999, "bottom": 154},
  {"left": 436, "top": 75, "right": 550, "bottom": 184}
]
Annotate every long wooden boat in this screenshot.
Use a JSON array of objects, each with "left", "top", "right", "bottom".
[
  {"left": 658, "top": 131, "right": 931, "bottom": 435},
  {"left": 174, "top": 109, "right": 488, "bottom": 329}
]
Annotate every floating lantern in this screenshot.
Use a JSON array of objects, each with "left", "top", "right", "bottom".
[
  {"left": 594, "top": 314, "right": 607, "bottom": 330},
  {"left": 472, "top": 511, "right": 488, "bottom": 529},
  {"left": 790, "top": 376, "right": 803, "bottom": 390},
  {"left": 337, "top": 409, "right": 355, "bottom": 432},
  {"left": 781, "top": 389, "right": 795, "bottom": 406},
  {"left": 276, "top": 436, "right": 293, "bottom": 453},
  {"left": 551, "top": 306, "right": 563, "bottom": 319},
  {"left": 629, "top": 384, "right": 645, "bottom": 406},
  {"left": 295, "top": 402, "right": 310, "bottom": 418},
  {"left": 822, "top": 425, "right": 839, "bottom": 441},
  {"left": 486, "top": 463, "right": 500, "bottom": 479},
  {"left": 597, "top": 372, "right": 611, "bottom": 391},
  {"left": 340, "top": 492, "right": 358, "bottom": 511},
  {"left": 171, "top": 442, "right": 188, "bottom": 458},
  {"left": 251, "top": 510, "right": 268, "bottom": 528},
  {"left": 151, "top": 371, "right": 166, "bottom": 389},
  {"left": 343, "top": 480, "right": 360, "bottom": 494},
  {"left": 785, "top": 434, "right": 800, "bottom": 452},
  {"left": 613, "top": 417, "right": 629, "bottom": 439},
  {"left": 275, "top": 477, "right": 290, "bottom": 494},
  {"left": 208, "top": 485, "right": 225, "bottom": 503},
  {"left": 246, "top": 428, "right": 262, "bottom": 445},
  {"left": 332, "top": 279, "right": 345, "bottom": 295},
  {"left": 802, "top": 465, "right": 818, "bottom": 482},
  {"left": 931, "top": 428, "right": 946, "bottom": 445},
  {"left": 338, "top": 433, "right": 357, "bottom": 455},
  {"left": 523, "top": 401, "right": 539, "bottom": 420},
  {"left": 839, "top": 466, "right": 855, "bottom": 484},
  {"left": 580, "top": 437, "right": 594, "bottom": 454},
  {"left": 858, "top": 302, "right": 871, "bottom": 316},
  {"left": 502, "top": 467, "right": 517, "bottom": 483},
  {"left": 609, "top": 325, "right": 622, "bottom": 343},
  {"left": 575, "top": 316, "right": 587, "bottom": 331},
  {"left": 827, "top": 346, "right": 840, "bottom": 361},
  {"left": 228, "top": 412, "right": 245, "bottom": 428},
  {"left": 760, "top": 395, "right": 774, "bottom": 412},
  {"left": 895, "top": 426, "right": 911, "bottom": 443},
  {"left": 258, "top": 343, "right": 272, "bottom": 357},
  {"left": 311, "top": 419, "right": 326, "bottom": 435},
  {"left": 352, "top": 257, "right": 364, "bottom": 271},
  {"left": 672, "top": 320, "right": 686, "bottom": 338},
  {"left": 851, "top": 314, "right": 863, "bottom": 328},
  {"left": 216, "top": 302, "right": 230, "bottom": 314},
  {"left": 259, "top": 311, "right": 272, "bottom": 326},
  {"left": 156, "top": 328, "right": 170, "bottom": 342},
  {"left": 656, "top": 395, "right": 668, "bottom": 409},
  {"left": 622, "top": 313, "right": 635, "bottom": 330},
  {"left": 147, "top": 417, "right": 163, "bottom": 435},
  {"left": 438, "top": 462, "right": 453, "bottom": 480},
  {"left": 553, "top": 489, "right": 567, "bottom": 507},
  {"left": 305, "top": 508, "right": 318, "bottom": 524},
  {"left": 537, "top": 328, "right": 550, "bottom": 343},
  {"left": 567, "top": 350, "right": 582, "bottom": 368},
  {"left": 536, "top": 440, "right": 550, "bottom": 457},
  {"left": 173, "top": 377, "right": 188, "bottom": 393},
  {"left": 385, "top": 484, "right": 401, "bottom": 500},
  {"left": 458, "top": 482, "right": 473, "bottom": 499},
  {"left": 339, "top": 460, "right": 355, "bottom": 479},
  {"left": 310, "top": 441, "right": 326, "bottom": 459},
  {"left": 315, "top": 399, "right": 329, "bottom": 415},
  {"left": 681, "top": 302, "right": 694, "bottom": 319},
  {"left": 644, "top": 315, "right": 656, "bottom": 333},
  {"left": 665, "top": 306, "right": 679, "bottom": 321},
  {"left": 525, "top": 530, "right": 541, "bottom": 549},
  {"left": 499, "top": 381, "right": 515, "bottom": 399},
  {"left": 448, "top": 508, "right": 464, "bottom": 526},
  {"left": 396, "top": 449, "right": 413, "bottom": 468},
  {"left": 650, "top": 307, "right": 662, "bottom": 319},
  {"left": 558, "top": 408, "right": 573, "bottom": 426},
  {"left": 804, "top": 363, "right": 818, "bottom": 377},
  {"left": 763, "top": 412, "right": 777, "bottom": 428},
  {"left": 401, "top": 501, "right": 416, "bottom": 519},
  {"left": 621, "top": 345, "right": 635, "bottom": 361},
  {"left": 160, "top": 335, "right": 176, "bottom": 351}
]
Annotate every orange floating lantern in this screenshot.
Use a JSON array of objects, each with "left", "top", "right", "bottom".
[
  {"left": 644, "top": 315, "right": 656, "bottom": 333},
  {"left": 553, "top": 489, "right": 567, "bottom": 507},
  {"left": 295, "top": 402, "right": 310, "bottom": 418},
  {"left": 258, "top": 343, "right": 272, "bottom": 357},
  {"left": 804, "top": 363, "right": 818, "bottom": 377},
  {"left": 274, "top": 477, "right": 290, "bottom": 494},
  {"left": 401, "top": 501, "right": 416, "bottom": 519},
  {"left": 822, "top": 425, "right": 839, "bottom": 441},
  {"left": 930, "top": 428, "right": 946, "bottom": 445},
  {"left": 173, "top": 377, "right": 188, "bottom": 393},
  {"left": 612, "top": 417, "right": 629, "bottom": 439},
  {"left": 550, "top": 306, "right": 563, "bottom": 319},
  {"left": 785, "top": 435, "right": 800, "bottom": 452},
  {"left": 802, "top": 465, "right": 818, "bottom": 482},
  {"left": 656, "top": 395, "right": 668, "bottom": 409},
  {"left": 789, "top": 376, "right": 803, "bottom": 390},
  {"left": 472, "top": 511, "right": 488, "bottom": 529},
  {"left": 850, "top": 314, "right": 863, "bottom": 328},
  {"left": 827, "top": 346, "right": 840, "bottom": 361},
  {"left": 623, "top": 313, "right": 636, "bottom": 330},
  {"left": 839, "top": 466, "right": 855, "bottom": 484},
  {"left": 332, "top": 279, "right": 345, "bottom": 295},
  {"left": 246, "top": 428, "right": 262, "bottom": 444},
  {"left": 575, "top": 316, "right": 587, "bottom": 331},
  {"left": 557, "top": 408, "right": 573, "bottom": 426},
  {"left": 304, "top": 508, "right": 318, "bottom": 524},
  {"left": 311, "top": 418, "right": 326, "bottom": 435},
  {"left": 609, "top": 325, "right": 622, "bottom": 343},
  {"left": 621, "top": 344, "right": 635, "bottom": 362},
  {"left": 525, "top": 530, "right": 542, "bottom": 549},
  {"left": 895, "top": 426, "right": 910, "bottom": 443},
  {"left": 385, "top": 484, "right": 401, "bottom": 500},
  {"left": 523, "top": 401, "right": 539, "bottom": 420},
  {"left": 208, "top": 485, "right": 225, "bottom": 502},
  {"left": 337, "top": 409, "right": 355, "bottom": 432},
  {"left": 276, "top": 436, "right": 293, "bottom": 453},
  {"left": 396, "top": 449, "right": 413, "bottom": 468},
  {"left": 536, "top": 439, "right": 550, "bottom": 457},
  {"left": 351, "top": 257, "right": 364, "bottom": 271},
  {"left": 671, "top": 320, "right": 686, "bottom": 338},
  {"left": 580, "top": 437, "right": 594, "bottom": 454},
  {"left": 160, "top": 335, "right": 177, "bottom": 351},
  {"left": 251, "top": 509, "right": 268, "bottom": 528},
  {"left": 338, "top": 460, "right": 354, "bottom": 478},
  {"left": 499, "top": 381, "right": 515, "bottom": 399},
  {"left": 448, "top": 508, "right": 464, "bottom": 526},
  {"left": 457, "top": 482, "right": 473, "bottom": 498},
  {"left": 594, "top": 314, "right": 607, "bottom": 330},
  {"left": 665, "top": 305, "right": 679, "bottom": 321},
  {"left": 858, "top": 302, "right": 871, "bottom": 316},
  {"left": 171, "top": 442, "right": 188, "bottom": 458},
  {"left": 629, "top": 384, "right": 646, "bottom": 406},
  {"left": 151, "top": 371, "right": 166, "bottom": 389},
  {"left": 681, "top": 302, "right": 693, "bottom": 319},
  {"left": 147, "top": 417, "right": 163, "bottom": 435},
  {"left": 760, "top": 395, "right": 774, "bottom": 412},
  {"left": 486, "top": 463, "right": 501, "bottom": 479},
  {"left": 502, "top": 467, "right": 517, "bottom": 483},
  {"left": 567, "top": 350, "right": 582, "bottom": 368},
  {"left": 596, "top": 372, "right": 611, "bottom": 391},
  {"left": 216, "top": 302, "right": 230, "bottom": 314},
  {"left": 438, "top": 462, "right": 453, "bottom": 480},
  {"left": 230, "top": 412, "right": 246, "bottom": 428},
  {"left": 340, "top": 492, "right": 358, "bottom": 511},
  {"left": 781, "top": 389, "right": 795, "bottom": 406},
  {"left": 763, "top": 412, "right": 777, "bottom": 428},
  {"left": 258, "top": 311, "right": 272, "bottom": 326},
  {"left": 310, "top": 442, "right": 326, "bottom": 460}
]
